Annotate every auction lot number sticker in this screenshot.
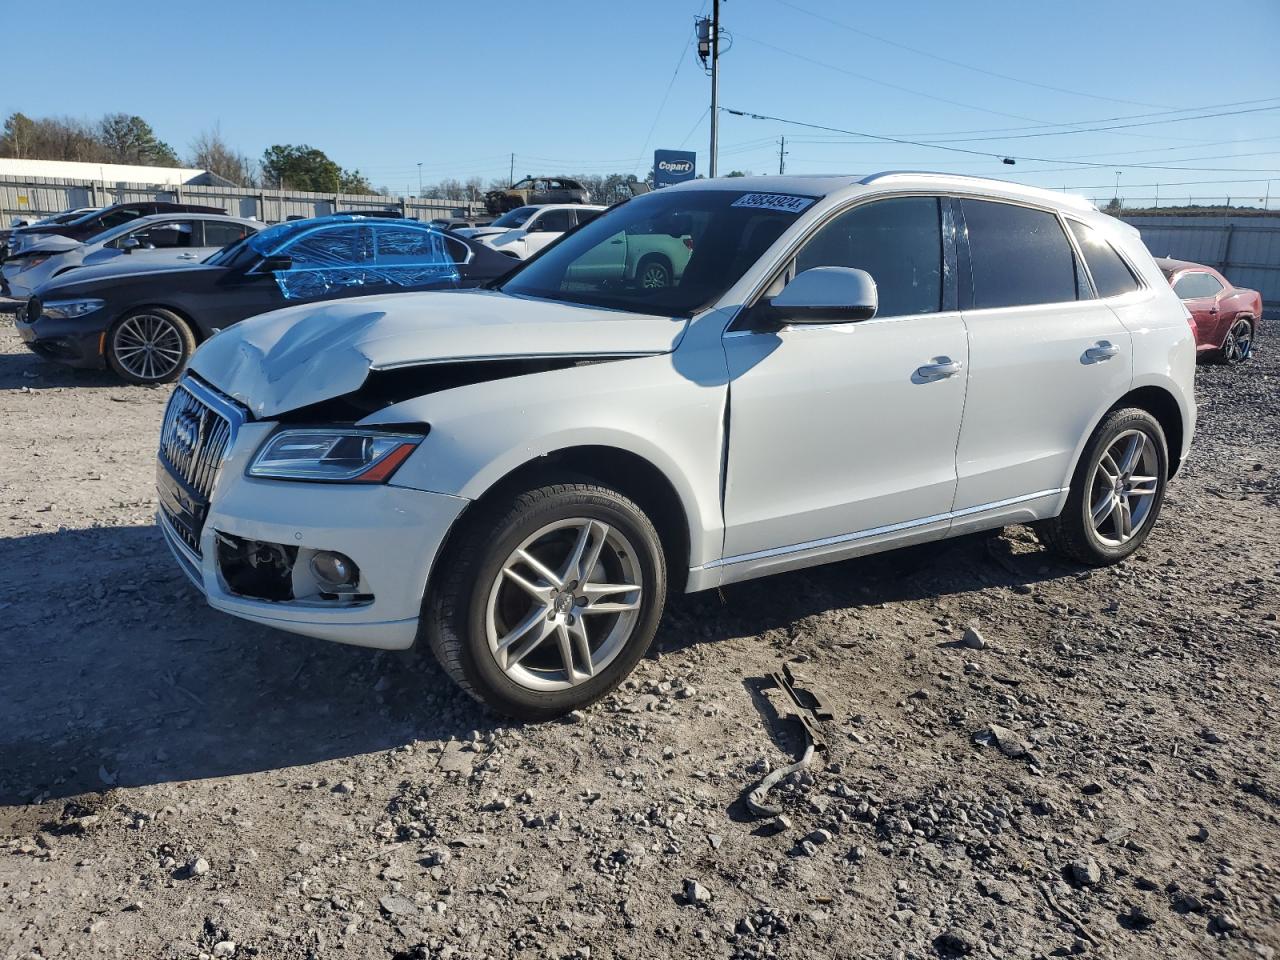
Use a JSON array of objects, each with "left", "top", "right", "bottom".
[{"left": 731, "top": 193, "right": 816, "bottom": 213}]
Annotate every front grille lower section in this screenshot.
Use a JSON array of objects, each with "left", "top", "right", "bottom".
[{"left": 159, "top": 381, "right": 233, "bottom": 501}]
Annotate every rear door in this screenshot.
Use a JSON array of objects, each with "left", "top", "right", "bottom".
[{"left": 952, "top": 198, "right": 1131, "bottom": 520}]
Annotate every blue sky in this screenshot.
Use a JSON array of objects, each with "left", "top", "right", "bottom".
[{"left": 7, "top": 0, "right": 1280, "bottom": 206}]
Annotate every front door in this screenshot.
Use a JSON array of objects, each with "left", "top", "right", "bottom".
[
  {"left": 720, "top": 195, "right": 968, "bottom": 567},
  {"left": 523, "top": 208, "right": 573, "bottom": 258}
]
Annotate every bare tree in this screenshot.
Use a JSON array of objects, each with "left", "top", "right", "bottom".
[{"left": 189, "top": 125, "right": 258, "bottom": 186}]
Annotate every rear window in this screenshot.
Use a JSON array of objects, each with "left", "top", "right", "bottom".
[
  {"left": 962, "top": 199, "right": 1079, "bottom": 309},
  {"left": 1068, "top": 220, "right": 1140, "bottom": 298},
  {"left": 1173, "top": 271, "right": 1224, "bottom": 299}
]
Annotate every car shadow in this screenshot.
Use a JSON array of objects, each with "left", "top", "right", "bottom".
[
  {"left": 0, "top": 523, "right": 496, "bottom": 807},
  {"left": 0, "top": 522, "right": 1070, "bottom": 807},
  {"left": 655, "top": 527, "right": 1072, "bottom": 661},
  {"left": 0, "top": 348, "right": 126, "bottom": 391}
]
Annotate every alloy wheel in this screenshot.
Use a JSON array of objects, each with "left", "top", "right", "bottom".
[
  {"left": 1089, "top": 430, "right": 1160, "bottom": 547},
  {"left": 485, "top": 518, "right": 643, "bottom": 691},
  {"left": 113, "top": 313, "right": 185, "bottom": 381},
  {"left": 1223, "top": 319, "right": 1253, "bottom": 364},
  {"left": 640, "top": 262, "right": 670, "bottom": 288}
]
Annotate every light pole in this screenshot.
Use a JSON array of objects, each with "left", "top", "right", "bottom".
[{"left": 417, "top": 162, "right": 423, "bottom": 197}]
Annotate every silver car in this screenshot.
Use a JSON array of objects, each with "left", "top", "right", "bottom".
[{"left": 2, "top": 213, "right": 260, "bottom": 300}]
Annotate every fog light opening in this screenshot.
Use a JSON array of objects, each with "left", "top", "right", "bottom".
[{"left": 310, "top": 551, "right": 360, "bottom": 591}]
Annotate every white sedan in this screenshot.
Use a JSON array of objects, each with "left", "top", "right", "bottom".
[
  {"left": 2, "top": 213, "right": 259, "bottom": 300},
  {"left": 457, "top": 204, "right": 605, "bottom": 260},
  {"left": 158, "top": 173, "right": 1196, "bottom": 720}
]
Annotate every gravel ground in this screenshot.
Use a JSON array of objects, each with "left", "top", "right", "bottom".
[{"left": 1, "top": 313, "right": 1277, "bottom": 960}]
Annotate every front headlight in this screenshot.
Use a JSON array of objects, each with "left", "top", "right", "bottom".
[
  {"left": 40, "top": 298, "right": 104, "bottom": 319},
  {"left": 248, "top": 428, "right": 424, "bottom": 483},
  {"left": 19, "top": 255, "right": 52, "bottom": 271}
]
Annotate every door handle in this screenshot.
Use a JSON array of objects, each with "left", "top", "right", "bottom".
[
  {"left": 915, "top": 357, "right": 963, "bottom": 381},
  {"left": 610, "top": 239, "right": 624, "bottom": 245},
  {"left": 1083, "top": 340, "right": 1120, "bottom": 363},
  {"left": 177, "top": 253, "right": 197, "bottom": 259}
]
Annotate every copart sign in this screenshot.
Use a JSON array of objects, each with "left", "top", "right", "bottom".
[{"left": 653, "top": 149, "right": 697, "bottom": 188}]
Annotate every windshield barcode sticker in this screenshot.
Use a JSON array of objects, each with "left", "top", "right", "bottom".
[{"left": 731, "top": 193, "right": 815, "bottom": 214}]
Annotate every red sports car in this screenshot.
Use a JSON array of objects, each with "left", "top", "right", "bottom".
[{"left": 1156, "top": 257, "right": 1262, "bottom": 363}]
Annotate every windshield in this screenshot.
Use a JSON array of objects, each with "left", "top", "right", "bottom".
[
  {"left": 492, "top": 206, "right": 538, "bottom": 228},
  {"left": 498, "top": 189, "right": 816, "bottom": 316}
]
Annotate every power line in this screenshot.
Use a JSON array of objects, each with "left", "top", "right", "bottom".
[
  {"left": 721, "top": 106, "right": 1280, "bottom": 173},
  {"left": 678, "top": 107, "right": 711, "bottom": 150},
  {"left": 737, "top": 34, "right": 1280, "bottom": 146},
  {"left": 771, "top": 0, "right": 1170, "bottom": 109},
  {"left": 631, "top": 30, "right": 698, "bottom": 175}
]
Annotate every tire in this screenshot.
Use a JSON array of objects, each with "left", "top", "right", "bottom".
[
  {"left": 1217, "top": 317, "right": 1254, "bottom": 365},
  {"left": 106, "top": 307, "right": 196, "bottom": 385},
  {"left": 635, "top": 255, "right": 672, "bottom": 289},
  {"left": 425, "top": 482, "right": 668, "bottom": 720},
  {"left": 1037, "top": 407, "right": 1169, "bottom": 566}
]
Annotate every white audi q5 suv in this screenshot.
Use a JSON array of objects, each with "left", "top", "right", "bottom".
[{"left": 156, "top": 173, "right": 1196, "bottom": 719}]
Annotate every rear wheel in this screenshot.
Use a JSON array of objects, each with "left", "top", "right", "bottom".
[
  {"left": 426, "top": 482, "right": 667, "bottom": 720},
  {"left": 1220, "top": 317, "right": 1254, "bottom": 364},
  {"left": 636, "top": 255, "right": 672, "bottom": 289},
  {"left": 106, "top": 308, "right": 195, "bottom": 384},
  {"left": 1037, "top": 407, "right": 1168, "bottom": 565}
]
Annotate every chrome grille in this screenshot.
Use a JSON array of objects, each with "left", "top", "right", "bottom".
[{"left": 159, "top": 384, "right": 233, "bottom": 501}]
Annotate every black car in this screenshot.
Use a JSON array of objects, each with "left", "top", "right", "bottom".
[
  {"left": 6, "top": 201, "right": 227, "bottom": 252},
  {"left": 16, "top": 215, "right": 517, "bottom": 384}
]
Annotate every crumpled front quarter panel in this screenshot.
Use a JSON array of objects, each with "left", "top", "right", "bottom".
[{"left": 366, "top": 351, "right": 729, "bottom": 570}]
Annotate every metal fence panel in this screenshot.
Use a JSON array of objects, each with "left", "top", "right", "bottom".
[
  {"left": 1123, "top": 215, "right": 1280, "bottom": 319},
  {"left": 0, "top": 175, "right": 484, "bottom": 229}
]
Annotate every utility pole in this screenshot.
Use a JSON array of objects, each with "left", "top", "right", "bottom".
[
  {"left": 1154, "top": 183, "right": 1159, "bottom": 209},
  {"left": 696, "top": 2, "right": 722, "bottom": 177},
  {"left": 510, "top": 153, "right": 515, "bottom": 185},
  {"left": 417, "top": 162, "right": 423, "bottom": 197},
  {"left": 778, "top": 136, "right": 787, "bottom": 175}
]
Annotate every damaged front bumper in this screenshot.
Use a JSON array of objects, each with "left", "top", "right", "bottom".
[{"left": 158, "top": 423, "right": 469, "bottom": 650}]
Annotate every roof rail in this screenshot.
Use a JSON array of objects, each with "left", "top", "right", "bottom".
[{"left": 858, "top": 171, "right": 1097, "bottom": 212}]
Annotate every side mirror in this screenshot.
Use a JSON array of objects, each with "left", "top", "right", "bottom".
[
  {"left": 766, "top": 266, "right": 878, "bottom": 324},
  {"left": 120, "top": 237, "right": 141, "bottom": 253},
  {"left": 260, "top": 254, "right": 293, "bottom": 272}
]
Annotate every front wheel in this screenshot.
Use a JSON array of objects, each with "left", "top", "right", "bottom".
[
  {"left": 1037, "top": 407, "right": 1169, "bottom": 565},
  {"left": 106, "top": 308, "right": 195, "bottom": 384},
  {"left": 426, "top": 482, "right": 667, "bottom": 720}
]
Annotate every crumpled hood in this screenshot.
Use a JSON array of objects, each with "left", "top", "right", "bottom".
[
  {"left": 189, "top": 288, "right": 687, "bottom": 418},
  {"left": 454, "top": 226, "right": 508, "bottom": 240}
]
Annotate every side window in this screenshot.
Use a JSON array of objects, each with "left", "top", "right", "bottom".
[
  {"left": 1068, "top": 220, "right": 1139, "bottom": 298},
  {"left": 129, "top": 220, "right": 195, "bottom": 248},
  {"left": 1173, "top": 272, "right": 1223, "bottom": 299},
  {"left": 202, "top": 221, "right": 250, "bottom": 248},
  {"left": 574, "top": 208, "right": 602, "bottom": 227},
  {"left": 535, "top": 209, "right": 574, "bottom": 232},
  {"left": 962, "top": 199, "right": 1079, "bottom": 309},
  {"left": 794, "top": 196, "right": 942, "bottom": 318},
  {"left": 100, "top": 209, "right": 141, "bottom": 229}
]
